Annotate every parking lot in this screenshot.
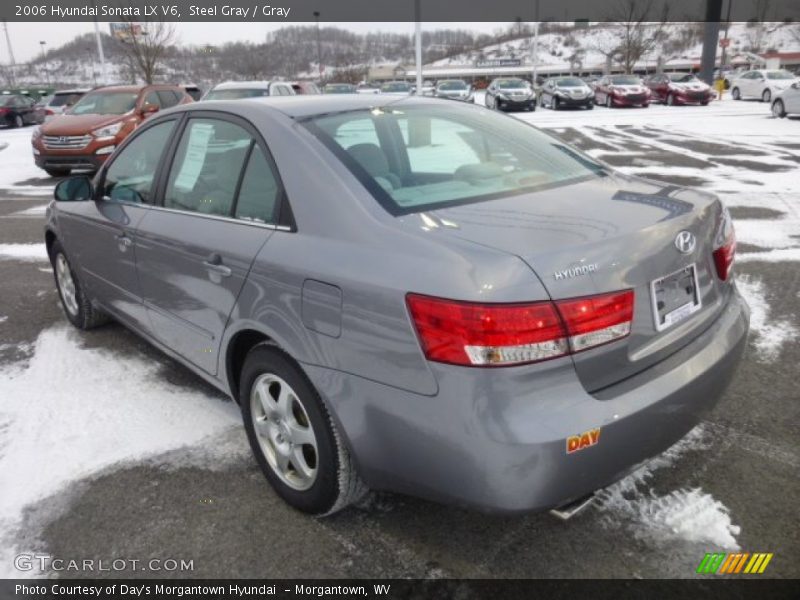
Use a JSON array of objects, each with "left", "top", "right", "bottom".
[{"left": 0, "top": 98, "right": 798, "bottom": 579}]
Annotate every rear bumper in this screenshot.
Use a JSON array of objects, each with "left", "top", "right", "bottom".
[{"left": 304, "top": 289, "right": 749, "bottom": 513}]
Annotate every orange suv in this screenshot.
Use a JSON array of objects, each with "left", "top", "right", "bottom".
[{"left": 32, "top": 84, "right": 192, "bottom": 177}]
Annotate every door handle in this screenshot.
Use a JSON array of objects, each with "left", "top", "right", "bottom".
[
  {"left": 116, "top": 234, "right": 133, "bottom": 251},
  {"left": 202, "top": 254, "right": 231, "bottom": 277}
]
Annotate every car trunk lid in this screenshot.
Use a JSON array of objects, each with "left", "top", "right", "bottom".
[{"left": 414, "top": 173, "right": 732, "bottom": 392}]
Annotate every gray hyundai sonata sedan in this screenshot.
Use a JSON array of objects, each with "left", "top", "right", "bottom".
[{"left": 44, "top": 96, "right": 749, "bottom": 516}]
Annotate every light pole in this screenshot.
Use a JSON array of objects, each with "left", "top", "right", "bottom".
[
  {"left": 720, "top": 0, "right": 733, "bottom": 68},
  {"left": 314, "top": 11, "right": 323, "bottom": 84},
  {"left": 531, "top": 0, "right": 540, "bottom": 87},
  {"left": 414, "top": 0, "right": 422, "bottom": 94},
  {"left": 2, "top": 21, "right": 16, "bottom": 86},
  {"left": 39, "top": 41, "right": 50, "bottom": 86}
]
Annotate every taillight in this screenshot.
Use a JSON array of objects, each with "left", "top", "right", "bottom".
[
  {"left": 406, "top": 290, "right": 633, "bottom": 368},
  {"left": 555, "top": 290, "right": 634, "bottom": 353},
  {"left": 713, "top": 208, "right": 736, "bottom": 281},
  {"left": 713, "top": 228, "right": 736, "bottom": 281}
]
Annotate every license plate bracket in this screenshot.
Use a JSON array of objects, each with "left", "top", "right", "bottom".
[{"left": 651, "top": 264, "right": 701, "bottom": 332}]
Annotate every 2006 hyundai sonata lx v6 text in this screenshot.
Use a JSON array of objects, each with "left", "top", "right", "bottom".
[{"left": 44, "top": 96, "right": 749, "bottom": 516}]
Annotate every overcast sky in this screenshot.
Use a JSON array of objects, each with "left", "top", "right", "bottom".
[{"left": 1, "top": 22, "right": 505, "bottom": 63}]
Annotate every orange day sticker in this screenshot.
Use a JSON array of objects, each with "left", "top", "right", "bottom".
[{"left": 566, "top": 428, "right": 601, "bottom": 454}]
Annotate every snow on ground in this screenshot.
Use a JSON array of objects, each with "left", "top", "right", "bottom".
[
  {"left": 596, "top": 425, "right": 741, "bottom": 550},
  {"left": 0, "top": 325, "right": 241, "bottom": 578},
  {"left": 0, "top": 244, "right": 49, "bottom": 262},
  {"left": 12, "top": 204, "right": 48, "bottom": 216},
  {"left": 0, "top": 126, "right": 50, "bottom": 197},
  {"left": 736, "top": 275, "right": 798, "bottom": 361}
]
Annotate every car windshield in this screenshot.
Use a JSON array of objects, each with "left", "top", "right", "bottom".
[
  {"left": 555, "top": 78, "right": 584, "bottom": 87},
  {"left": 205, "top": 88, "right": 269, "bottom": 100},
  {"left": 382, "top": 83, "right": 411, "bottom": 92},
  {"left": 766, "top": 71, "right": 795, "bottom": 80},
  {"left": 69, "top": 92, "right": 138, "bottom": 115},
  {"left": 438, "top": 81, "right": 467, "bottom": 90},
  {"left": 667, "top": 73, "right": 697, "bottom": 82},
  {"left": 304, "top": 104, "right": 605, "bottom": 216},
  {"left": 610, "top": 76, "right": 641, "bottom": 85},
  {"left": 496, "top": 79, "right": 527, "bottom": 89},
  {"left": 0, "top": 96, "right": 16, "bottom": 107}
]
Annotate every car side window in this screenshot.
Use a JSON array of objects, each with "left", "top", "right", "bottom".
[
  {"left": 163, "top": 118, "right": 253, "bottom": 217},
  {"left": 157, "top": 90, "right": 180, "bottom": 108},
  {"left": 234, "top": 144, "right": 281, "bottom": 224},
  {"left": 102, "top": 120, "right": 176, "bottom": 204}
]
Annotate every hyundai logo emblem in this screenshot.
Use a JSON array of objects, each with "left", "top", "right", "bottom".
[
  {"left": 58, "top": 136, "right": 68, "bottom": 143},
  {"left": 675, "top": 231, "right": 696, "bottom": 254}
]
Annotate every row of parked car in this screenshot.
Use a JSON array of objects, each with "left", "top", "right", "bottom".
[{"left": 19, "top": 66, "right": 800, "bottom": 178}]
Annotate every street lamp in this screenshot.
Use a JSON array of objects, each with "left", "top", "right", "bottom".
[
  {"left": 313, "top": 11, "right": 323, "bottom": 84},
  {"left": 39, "top": 41, "right": 50, "bottom": 86}
]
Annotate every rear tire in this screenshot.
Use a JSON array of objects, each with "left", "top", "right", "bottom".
[
  {"left": 51, "top": 240, "right": 110, "bottom": 330},
  {"left": 762, "top": 89, "right": 771, "bottom": 103},
  {"left": 732, "top": 87, "right": 741, "bottom": 100},
  {"left": 772, "top": 99, "right": 786, "bottom": 118},
  {"left": 13, "top": 115, "right": 23, "bottom": 128},
  {"left": 240, "top": 344, "right": 367, "bottom": 515},
  {"left": 45, "top": 168, "right": 71, "bottom": 178}
]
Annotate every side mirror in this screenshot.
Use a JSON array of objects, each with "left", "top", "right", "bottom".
[
  {"left": 54, "top": 175, "right": 93, "bottom": 202},
  {"left": 141, "top": 102, "right": 159, "bottom": 117}
]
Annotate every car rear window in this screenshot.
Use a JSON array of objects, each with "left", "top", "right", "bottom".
[
  {"left": 205, "top": 88, "right": 269, "bottom": 100},
  {"left": 304, "top": 104, "right": 605, "bottom": 215}
]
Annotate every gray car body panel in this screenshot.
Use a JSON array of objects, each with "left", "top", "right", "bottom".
[{"left": 45, "top": 96, "right": 750, "bottom": 512}]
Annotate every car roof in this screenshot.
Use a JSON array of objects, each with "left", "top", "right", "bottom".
[
  {"left": 171, "top": 95, "right": 438, "bottom": 119},
  {"left": 212, "top": 81, "right": 274, "bottom": 90}
]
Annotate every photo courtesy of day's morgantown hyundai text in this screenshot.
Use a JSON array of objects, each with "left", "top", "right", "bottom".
[{"left": 44, "top": 94, "right": 748, "bottom": 516}]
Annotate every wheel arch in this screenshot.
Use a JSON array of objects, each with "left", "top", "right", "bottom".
[{"left": 45, "top": 228, "right": 57, "bottom": 263}]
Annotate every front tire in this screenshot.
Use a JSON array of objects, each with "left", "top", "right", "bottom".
[
  {"left": 241, "top": 344, "right": 367, "bottom": 515},
  {"left": 772, "top": 99, "right": 786, "bottom": 118},
  {"left": 666, "top": 93, "right": 675, "bottom": 106},
  {"left": 13, "top": 115, "right": 23, "bottom": 128},
  {"left": 606, "top": 95, "right": 613, "bottom": 108},
  {"left": 552, "top": 96, "right": 559, "bottom": 110},
  {"left": 51, "top": 240, "right": 109, "bottom": 330},
  {"left": 732, "top": 87, "right": 741, "bottom": 100},
  {"left": 762, "top": 89, "right": 771, "bottom": 103}
]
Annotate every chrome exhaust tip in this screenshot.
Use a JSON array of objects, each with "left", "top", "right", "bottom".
[{"left": 549, "top": 492, "right": 596, "bottom": 521}]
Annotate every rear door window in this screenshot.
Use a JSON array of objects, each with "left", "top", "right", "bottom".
[
  {"left": 157, "top": 90, "right": 180, "bottom": 108},
  {"left": 143, "top": 91, "right": 162, "bottom": 108},
  {"left": 163, "top": 118, "right": 253, "bottom": 217}
]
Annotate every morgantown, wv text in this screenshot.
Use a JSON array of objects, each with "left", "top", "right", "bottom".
[{"left": 15, "top": 583, "right": 392, "bottom": 597}]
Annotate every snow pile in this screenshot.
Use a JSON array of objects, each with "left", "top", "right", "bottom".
[
  {"left": 0, "top": 325, "right": 241, "bottom": 577},
  {"left": 736, "top": 275, "right": 798, "bottom": 360},
  {"left": 0, "top": 244, "right": 49, "bottom": 262},
  {"left": 596, "top": 425, "right": 742, "bottom": 550},
  {"left": 0, "top": 127, "right": 52, "bottom": 196}
]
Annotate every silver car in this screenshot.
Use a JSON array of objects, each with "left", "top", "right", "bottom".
[{"left": 45, "top": 96, "right": 749, "bottom": 516}]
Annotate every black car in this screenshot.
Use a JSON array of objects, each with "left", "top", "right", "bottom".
[
  {"left": 0, "top": 94, "right": 44, "bottom": 128},
  {"left": 539, "top": 77, "right": 595, "bottom": 110},
  {"left": 484, "top": 78, "right": 535, "bottom": 111}
]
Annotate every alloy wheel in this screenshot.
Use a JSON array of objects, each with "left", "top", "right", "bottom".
[
  {"left": 762, "top": 89, "right": 771, "bottom": 103},
  {"left": 250, "top": 373, "right": 318, "bottom": 491},
  {"left": 606, "top": 95, "right": 612, "bottom": 108},
  {"left": 772, "top": 100, "right": 785, "bottom": 118},
  {"left": 732, "top": 87, "right": 740, "bottom": 100},
  {"left": 14, "top": 115, "right": 23, "bottom": 127},
  {"left": 55, "top": 253, "right": 79, "bottom": 316},
  {"left": 667, "top": 94, "right": 674, "bottom": 106}
]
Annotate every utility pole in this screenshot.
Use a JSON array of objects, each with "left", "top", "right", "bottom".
[
  {"left": 2, "top": 21, "right": 16, "bottom": 87},
  {"left": 531, "top": 0, "right": 540, "bottom": 86},
  {"left": 700, "top": 0, "right": 723, "bottom": 85},
  {"left": 720, "top": 0, "right": 733, "bottom": 68},
  {"left": 414, "top": 0, "right": 422, "bottom": 93},
  {"left": 91, "top": 0, "right": 107, "bottom": 84},
  {"left": 39, "top": 41, "right": 50, "bottom": 86},
  {"left": 314, "top": 11, "right": 323, "bottom": 83}
]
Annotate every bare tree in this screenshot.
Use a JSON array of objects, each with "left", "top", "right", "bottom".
[
  {"left": 602, "top": 0, "right": 670, "bottom": 73},
  {"left": 118, "top": 18, "right": 176, "bottom": 84},
  {"left": 743, "top": 0, "right": 773, "bottom": 53}
]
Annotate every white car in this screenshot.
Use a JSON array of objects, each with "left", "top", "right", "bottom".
[
  {"left": 202, "top": 80, "right": 295, "bottom": 101},
  {"left": 39, "top": 88, "right": 90, "bottom": 120},
  {"left": 355, "top": 82, "right": 380, "bottom": 95},
  {"left": 380, "top": 81, "right": 413, "bottom": 96},
  {"left": 771, "top": 81, "right": 800, "bottom": 118},
  {"left": 730, "top": 69, "right": 799, "bottom": 103}
]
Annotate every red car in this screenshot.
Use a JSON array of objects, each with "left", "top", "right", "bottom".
[
  {"left": 644, "top": 73, "right": 714, "bottom": 106},
  {"left": 594, "top": 74, "right": 651, "bottom": 108}
]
